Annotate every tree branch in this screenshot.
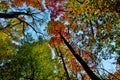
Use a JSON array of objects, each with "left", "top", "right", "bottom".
[
  {"left": 76, "top": 0, "right": 84, "bottom": 4},
  {"left": 0, "top": 12, "right": 31, "bottom": 18},
  {"left": 0, "top": 22, "right": 21, "bottom": 31},
  {"left": 16, "top": 18, "right": 43, "bottom": 35}
]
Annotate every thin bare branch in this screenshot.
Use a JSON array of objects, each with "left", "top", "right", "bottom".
[
  {"left": 16, "top": 18, "right": 44, "bottom": 35},
  {"left": 0, "top": 22, "right": 21, "bottom": 31}
]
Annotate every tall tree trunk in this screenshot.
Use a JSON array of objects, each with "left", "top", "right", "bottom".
[
  {"left": 55, "top": 48, "right": 70, "bottom": 80},
  {"left": 58, "top": 48, "right": 70, "bottom": 80},
  {"left": 59, "top": 32, "right": 101, "bottom": 80}
]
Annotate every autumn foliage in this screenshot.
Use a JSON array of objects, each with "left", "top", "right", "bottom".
[
  {"left": 0, "top": 0, "right": 120, "bottom": 80},
  {"left": 108, "top": 69, "right": 120, "bottom": 80}
]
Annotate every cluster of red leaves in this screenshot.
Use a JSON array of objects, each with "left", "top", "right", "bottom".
[
  {"left": 48, "top": 20, "right": 71, "bottom": 48},
  {"left": 48, "top": 20, "right": 65, "bottom": 35},
  {"left": 45, "top": 0, "right": 64, "bottom": 19},
  {"left": 70, "top": 57, "right": 83, "bottom": 73},
  {"left": 10, "top": 0, "right": 43, "bottom": 10},
  {"left": 49, "top": 36, "right": 63, "bottom": 48}
]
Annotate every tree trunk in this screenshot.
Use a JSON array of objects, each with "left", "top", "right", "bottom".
[
  {"left": 59, "top": 32, "right": 101, "bottom": 80},
  {"left": 57, "top": 48, "right": 70, "bottom": 80}
]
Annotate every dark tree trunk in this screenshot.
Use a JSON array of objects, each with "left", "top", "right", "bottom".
[
  {"left": 59, "top": 32, "right": 101, "bottom": 80},
  {"left": 57, "top": 48, "right": 70, "bottom": 80}
]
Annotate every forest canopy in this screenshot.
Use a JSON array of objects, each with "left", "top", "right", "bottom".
[{"left": 0, "top": 0, "right": 120, "bottom": 80}]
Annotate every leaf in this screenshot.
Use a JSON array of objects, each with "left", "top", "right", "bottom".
[
  {"left": 0, "top": 40, "right": 57, "bottom": 80},
  {"left": 11, "top": 0, "right": 43, "bottom": 10},
  {"left": 0, "top": 1, "right": 9, "bottom": 12},
  {"left": 48, "top": 20, "right": 65, "bottom": 35},
  {"left": 49, "top": 36, "right": 63, "bottom": 48},
  {"left": 45, "top": 0, "right": 64, "bottom": 19},
  {"left": 0, "top": 32, "right": 15, "bottom": 60}
]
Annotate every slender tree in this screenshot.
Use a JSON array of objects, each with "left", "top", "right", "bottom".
[{"left": 59, "top": 32, "right": 101, "bottom": 80}]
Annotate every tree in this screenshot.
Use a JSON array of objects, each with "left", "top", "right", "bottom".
[
  {"left": 0, "top": 40, "right": 58, "bottom": 80},
  {"left": 47, "top": 0, "right": 120, "bottom": 79},
  {"left": 0, "top": 0, "right": 120, "bottom": 79}
]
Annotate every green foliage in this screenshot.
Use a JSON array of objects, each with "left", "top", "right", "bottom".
[
  {"left": 0, "top": 32, "right": 15, "bottom": 60},
  {"left": 0, "top": 40, "right": 57, "bottom": 80}
]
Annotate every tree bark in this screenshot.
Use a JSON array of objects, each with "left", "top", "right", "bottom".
[
  {"left": 0, "top": 12, "right": 30, "bottom": 18},
  {"left": 58, "top": 48, "right": 70, "bottom": 80},
  {"left": 59, "top": 32, "right": 101, "bottom": 80}
]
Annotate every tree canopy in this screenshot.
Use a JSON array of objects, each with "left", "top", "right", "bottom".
[{"left": 0, "top": 0, "right": 120, "bottom": 80}]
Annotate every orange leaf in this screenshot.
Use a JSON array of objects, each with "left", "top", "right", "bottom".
[
  {"left": 49, "top": 36, "right": 62, "bottom": 48},
  {"left": 48, "top": 20, "right": 65, "bottom": 36}
]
